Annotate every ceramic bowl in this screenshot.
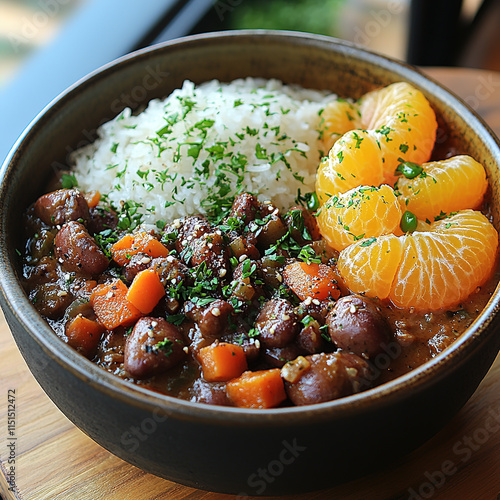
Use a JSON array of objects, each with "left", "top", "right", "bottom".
[{"left": 1, "top": 31, "right": 500, "bottom": 496}]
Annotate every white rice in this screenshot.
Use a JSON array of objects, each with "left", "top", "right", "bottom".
[{"left": 71, "top": 78, "right": 335, "bottom": 224}]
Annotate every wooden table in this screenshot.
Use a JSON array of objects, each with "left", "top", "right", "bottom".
[{"left": 1, "top": 67, "right": 500, "bottom": 500}]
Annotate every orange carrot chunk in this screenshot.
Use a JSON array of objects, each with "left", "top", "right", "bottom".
[
  {"left": 126, "top": 268, "right": 166, "bottom": 314},
  {"left": 282, "top": 262, "right": 341, "bottom": 301},
  {"left": 110, "top": 232, "right": 169, "bottom": 266},
  {"left": 198, "top": 342, "right": 248, "bottom": 382},
  {"left": 84, "top": 190, "right": 101, "bottom": 209},
  {"left": 227, "top": 369, "right": 287, "bottom": 409},
  {"left": 65, "top": 314, "right": 104, "bottom": 358},
  {"left": 90, "top": 279, "right": 142, "bottom": 330}
]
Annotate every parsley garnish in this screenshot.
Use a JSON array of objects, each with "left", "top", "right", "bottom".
[
  {"left": 61, "top": 173, "right": 78, "bottom": 189},
  {"left": 360, "top": 237, "right": 377, "bottom": 247},
  {"left": 156, "top": 338, "right": 173, "bottom": 356}
]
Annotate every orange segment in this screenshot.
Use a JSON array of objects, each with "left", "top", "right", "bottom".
[
  {"left": 358, "top": 82, "right": 437, "bottom": 184},
  {"left": 320, "top": 99, "right": 361, "bottom": 150},
  {"left": 337, "top": 210, "right": 498, "bottom": 311},
  {"left": 337, "top": 234, "right": 404, "bottom": 300},
  {"left": 395, "top": 155, "right": 488, "bottom": 221},
  {"left": 390, "top": 210, "right": 498, "bottom": 310},
  {"left": 315, "top": 130, "right": 385, "bottom": 203},
  {"left": 316, "top": 184, "right": 402, "bottom": 251}
]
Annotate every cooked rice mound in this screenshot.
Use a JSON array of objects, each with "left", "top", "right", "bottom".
[{"left": 70, "top": 78, "right": 334, "bottom": 224}]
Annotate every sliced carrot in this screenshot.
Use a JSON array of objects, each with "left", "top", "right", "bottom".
[
  {"left": 110, "top": 232, "right": 169, "bottom": 266},
  {"left": 126, "top": 268, "right": 166, "bottom": 314},
  {"left": 90, "top": 279, "right": 142, "bottom": 330},
  {"left": 226, "top": 369, "right": 287, "bottom": 409},
  {"left": 282, "top": 262, "right": 341, "bottom": 301},
  {"left": 198, "top": 342, "right": 248, "bottom": 382},
  {"left": 85, "top": 190, "right": 101, "bottom": 208},
  {"left": 65, "top": 314, "right": 104, "bottom": 358}
]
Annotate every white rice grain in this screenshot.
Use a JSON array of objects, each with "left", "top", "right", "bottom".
[{"left": 71, "top": 78, "right": 335, "bottom": 224}]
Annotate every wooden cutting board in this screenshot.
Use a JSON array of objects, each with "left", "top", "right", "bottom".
[{"left": 1, "top": 68, "right": 500, "bottom": 500}]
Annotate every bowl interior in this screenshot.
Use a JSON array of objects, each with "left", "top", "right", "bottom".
[{"left": 2, "top": 30, "right": 500, "bottom": 419}]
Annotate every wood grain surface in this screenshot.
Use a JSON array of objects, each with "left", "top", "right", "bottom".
[{"left": 1, "top": 67, "right": 500, "bottom": 500}]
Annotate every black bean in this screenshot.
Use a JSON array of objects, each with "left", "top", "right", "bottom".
[
  {"left": 189, "top": 379, "right": 230, "bottom": 406},
  {"left": 153, "top": 256, "right": 190, "bottom": 288},
  {"left": 32, "top": 282, "right": 74, "bottom": 319},
  {"left": 197, "top": 300, "right": 234, "bottom": 339},
  {"left": 123, "top": 252, "right": 153, "bottom": 282},
  {"left": 255, "top": 299, "right": 299, "bottom": 348},
  {"left": 54, "top": 221, "right": 109, "bottom": 275},
  {"left": 297, "top": 321, "right": 325, "bottom": 354},
  {"left": 34, "top": 189, "right": 90, "bottom": 226},
  {"left": 327, "top": 295, "right": 392, "bottom": 358},
  {"left": 88, "top": 206, "right": 118, "bottom": 235},
  {"left": 283, "top": 351, "right": 371, "bottom": 405},
  {"left": 261, "top": 345, "right": 302, "bottom": 368},
  {"left": 175, "top": 215, "right": 211, "bottom": 255},
  {"left": 124, "top": 317, "right": 187, "bottom": 379}
]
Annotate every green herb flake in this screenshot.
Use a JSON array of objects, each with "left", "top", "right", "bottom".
[
  {"left": 396, "top": 161, "right": 423, "bottom": 179},
  {"left": 155, "top": 338, "right": 173, "bottom": 355},
  {"left": 61, "top": 173, "right": 78, "bottom": 189},
  {"left": 255, "top": 143, "right": 268, "bottom": 160},
  {"left": 360, "top": 237, "right": 377, "bottom": 247}
]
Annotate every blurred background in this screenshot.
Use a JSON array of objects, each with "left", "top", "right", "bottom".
[
  {"left": 0, "top": 0, "right": 498, "bottom": 161},
  {"left": 1, "top": 0, "right": 497, "bottom": 88}
]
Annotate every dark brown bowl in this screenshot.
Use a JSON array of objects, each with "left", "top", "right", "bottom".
[{"left": 1, "top": 31, "right": 500, "bottom": 496}]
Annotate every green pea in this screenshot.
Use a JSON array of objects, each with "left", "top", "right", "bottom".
[
  {"left": 307, "top": 192, "right": 320, "bottom": 211},
  {"left": 396, "top": 161, "right": 423, "bottom": 179},
  {"left": 400, "top": 210, "right": 418, "bottom": 233}
]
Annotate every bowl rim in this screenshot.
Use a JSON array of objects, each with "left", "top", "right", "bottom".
[{"left": 1, "top": 29, "right": 500, "bottom": 425}]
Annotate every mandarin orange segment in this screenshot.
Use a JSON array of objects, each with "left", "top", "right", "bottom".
[
  {"left": 338, "top": 210, "right": 498, "bottom": 311},
  {"left": 317, "top": 83, "right": 495, "bottom": 312},
  {"left": 391, "top": 211, "right": 498, "bottom": 310},
  {"left": 320, "top": 99, "right": 361, "bottom": 150},
  {"left": 389, "top": 230, "right": 460, "bottom": 309},
  {"left": 358, "top": 82, "right": 437, "bottom": 185},
  {"left": 395, "top": 155, "right": 488, "bottom": 221},
  {"left": 337, "top": 233, "right": 404, "bottom": 300},
  {"left": 317, "top": 184, "right": 402, "bottom": 251},
  {"left": 315, "top": 129, "right": 385, "bottom": 203}
]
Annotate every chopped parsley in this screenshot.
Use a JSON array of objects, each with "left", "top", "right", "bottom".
[
  {"left": 156, "top": 338, "right": 173, "bottom": 356},
  {"left": 61, "top": 173, "right": 78, "bottom": 189}
]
